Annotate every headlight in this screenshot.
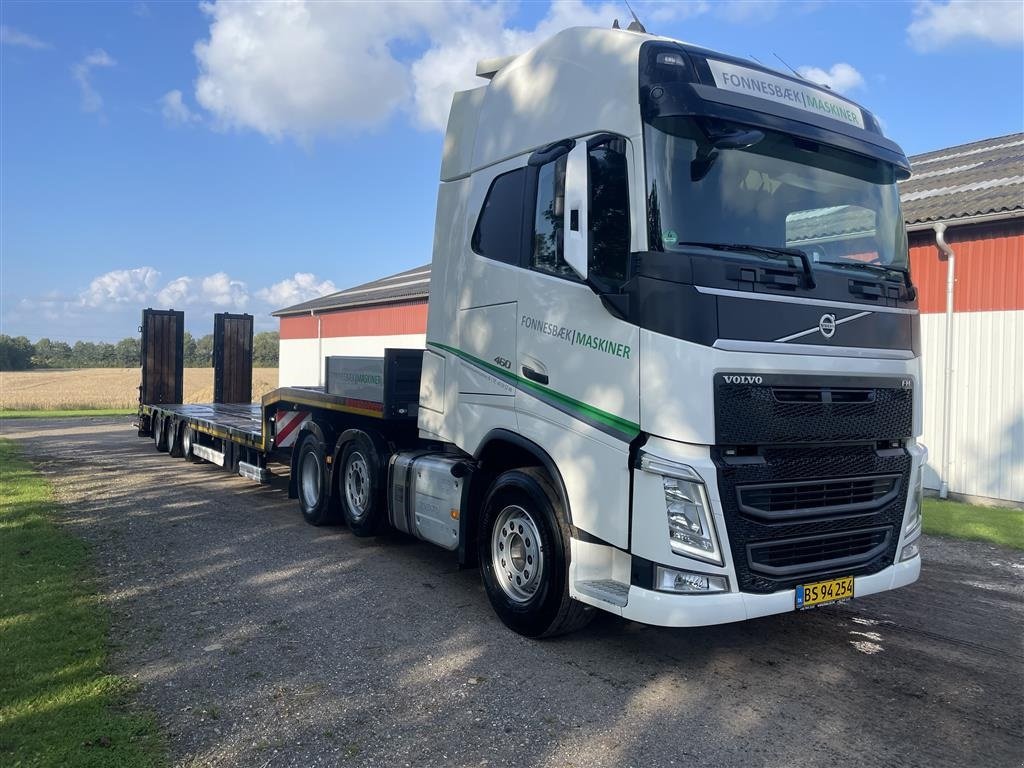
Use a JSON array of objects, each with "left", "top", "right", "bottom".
[
  {"left": 639, "top": 454, "right": 723, "bottom": 566},
  {"left": 900, "top": 467, "right": 924, "bottom": 562}
]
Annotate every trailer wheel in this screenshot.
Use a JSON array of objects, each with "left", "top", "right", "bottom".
[
  {"left": 180, "top": 424, "right": 196, "bottom": 461},
  {"left": 296, "top": 432, "right": 338, "bottom": 526},
  {"left": 338, "top": 434, "right": 386, "bottom": 537},
  {"left": 154, "top": 416, "right": 169, "bottom": 452},
  {"left": 478, "top": 468, "right": 593, "bottom": 638},
  {"left": 168, "top": 421, "right": 184, "bottom": 457}
]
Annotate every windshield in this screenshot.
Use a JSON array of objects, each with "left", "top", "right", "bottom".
[{"left": 644, "top": 118, "right": 909, "bottom": 269}]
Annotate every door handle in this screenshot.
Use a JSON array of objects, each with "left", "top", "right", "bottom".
[{"left": 521, "top": 365, "right": 549, "bottom": 385}]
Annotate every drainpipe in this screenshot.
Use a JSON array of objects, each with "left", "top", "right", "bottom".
[
  {"left": 933, "top": 223, "right": 955, "bottom": 499},
  {"left": 311, "top": 309, "right": 323, "bottom": 387}
]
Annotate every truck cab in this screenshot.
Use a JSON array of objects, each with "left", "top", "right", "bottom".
[{"left": 417, "top": 27, "right": 923, "bottom": 634}]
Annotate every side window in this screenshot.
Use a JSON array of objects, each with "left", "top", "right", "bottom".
[
  {"left": 531, "top": 155, "right": 574, "bottom": 278},
  {"left": 472, "top": 168, "right": 526, "bottom": 265},
  {"left": 588, "top": 139, "right": 630, "bottom": 284}
]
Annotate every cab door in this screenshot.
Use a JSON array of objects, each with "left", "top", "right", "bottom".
[{"left": 514, "top": 135, "right": 640, "bottom": 547}]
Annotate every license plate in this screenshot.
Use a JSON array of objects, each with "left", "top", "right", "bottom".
[{"left": 795, "top": 575, "right": 854, "bottom": 610}]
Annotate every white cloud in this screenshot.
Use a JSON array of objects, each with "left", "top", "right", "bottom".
[
  {"left": 78, "top": 268, "right": 251, "bottom": 311},
  {"left": 160, "top": 89, "right": 201, "bottom": 125},
  {"left": 410, "top": 0, "right": 622, "bottom": 131},
  {"left": 200, "top": 272, "right": 249, "bottom": 309},
  {"left": 796, "top": 62, "right": 865, "bottom": 93},
  {"left": 74, "top": 268, "right": 338, "bottom": 315},
  {"left": 6, "top": 267, "right": 339, "bottom": 341},
  {"left": 644, "top": 1, "right": 711, "bottom": 24},
  {"left": 256, "top": 273, "right": 337, "bottom": 308},
  {"left": 193, "top": 1, "right": 449, "bottom": 141},
  {"left": 189, "top": 0, "right": 629, "bottom": 139},
  {"left": 908, "top": 0, "right": 1024, "bottom": 51},
  {"left": 1, "top": 25, "right": 52, "bottom": 49},
  {"left": 156, "top": 276, "right": 193, "bottom": 306},
  {"left": 72, "top": 49, "right": 116, "bottom": 113},
  {"left": 714, "top": 0, "right": 783, "bottom": 23},
  {"left": 80, "top": 267, "right": 161, "bottom": 307}
]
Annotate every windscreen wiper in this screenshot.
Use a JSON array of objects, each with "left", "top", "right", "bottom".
[
  {"left": 675, "top": 241, "right": 816, "bottom": 288},
  {"left": 818, "top": 260, "right": 917, "bottom": 300}
]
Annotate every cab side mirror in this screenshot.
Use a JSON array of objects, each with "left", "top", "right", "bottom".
[{"left": 563, "top": 142, "right": 589, "bottom": 280}]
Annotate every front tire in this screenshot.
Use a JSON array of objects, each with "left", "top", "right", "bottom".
[
  {"left": 478, "top": 469, "right": 593, "bottom": 638},
  {"left": 295, "top": 432, "right": 338, "bottom": 526},
  {"left": 338, "top": 434, "right": 386, "bottom": 536}
]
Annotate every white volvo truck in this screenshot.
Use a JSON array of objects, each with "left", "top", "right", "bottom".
[{"left": 140, "top": 26, "right": 925, "bottom": 637}]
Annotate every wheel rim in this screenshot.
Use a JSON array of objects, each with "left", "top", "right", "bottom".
[
  {"left": 344, "top": 451, "right": 370, "bottom": 521},
  {"left": 300, "top": 451, "right": 321, "bottom": 509},
  {"left": 153, "top": 418, "right": 162, "bottom": 445},
  {"left": 491, "top": 505, "right": 545, "bottom": 604},
  {"left": 165, "top": 422, "right": 175, "bottom": 451},
  {"left": 182, "top": 427, "right": 192, "bottom": 456}
]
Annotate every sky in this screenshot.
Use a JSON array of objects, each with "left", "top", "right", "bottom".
[{"left": 1, "top": 0, "right": 1022, "bottom": 343}]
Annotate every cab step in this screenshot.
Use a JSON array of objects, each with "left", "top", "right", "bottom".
[{"left": 575, "top": 579, "right": 630, "bottom": 607}]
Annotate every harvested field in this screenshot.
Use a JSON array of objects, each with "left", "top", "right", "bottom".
[{"left": 0, "top": 368, "right": 279, "bottom": 411}]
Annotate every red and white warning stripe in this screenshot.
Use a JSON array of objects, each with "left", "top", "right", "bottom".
[{"left": 274, "top": 410, "right": 311, "bottom": 448}]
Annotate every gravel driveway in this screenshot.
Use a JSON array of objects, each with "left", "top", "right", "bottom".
[{"left": 4, "top": 417, "right": 1022, "bottom": 768}]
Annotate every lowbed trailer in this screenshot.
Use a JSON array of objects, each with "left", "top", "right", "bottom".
[{"left": 140, "top": 349, "right": 425, "bottom": 498}]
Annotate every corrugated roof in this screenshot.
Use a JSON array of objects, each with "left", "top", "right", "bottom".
[
  {"left": 900, "top": 133, "right": 1024, "bottom": 226},
  {"left": 276, "top": 134, "right": 1023, "bottom": 316},
  {"left": 272, "top": 263, "right": 430, "bottom": 317}
]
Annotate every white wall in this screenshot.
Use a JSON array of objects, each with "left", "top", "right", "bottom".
[
  {"left": 278, "top": 334, "right": 426, "bottom": 388},
  {"left": 919, "top": 309, "right": 1024, "bottom": 504}
]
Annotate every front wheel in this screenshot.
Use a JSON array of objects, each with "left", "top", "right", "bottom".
[{"left": 478, "top": 469, "right": 593, "bottom": 638}]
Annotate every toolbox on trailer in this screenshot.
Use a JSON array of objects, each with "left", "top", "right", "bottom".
[{"left": 324, "top": 349, "right": 423, "bottom": 420}]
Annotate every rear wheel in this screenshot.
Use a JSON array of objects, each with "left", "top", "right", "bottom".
[
  {"left": 295, "top": 432, "right": 338, "bottom": 526},
  {"left": 478, "top": 468, "right": 593, "bottom": 638},
  {"left": 338, "top": 433, "right": 386, "bottom": 536},
  {"left": 154, "top": 416, "right": 168, "bottom": 452},
  {"left": 168, "top": 421, "right": 184, "bottom": 457},
  {"left": 181, "top": 424, "right": 197, "bottom": 462}
]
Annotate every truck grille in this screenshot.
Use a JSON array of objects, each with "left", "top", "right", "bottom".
[
  {"left": 714, "top": 444, "right": 910, "bottom": 594},
  {"left": 715, "top": 375, "right": 913, "bottom": 444},
  {"left": 747, "top": 527, "right": 891, "bottom": 576},
  {"left": 736, "top": 474, "right": 900, "bottom": 521}
]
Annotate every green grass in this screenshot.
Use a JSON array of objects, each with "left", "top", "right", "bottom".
[
  {"left": 0, "top": 409, "right": 135, "bottom": 420},
  {"left": 923, "top": 498, "right": 1024, "bottom": 550},
  {"left": 0, "top": 439, "right": 164, "bottom": 767}
]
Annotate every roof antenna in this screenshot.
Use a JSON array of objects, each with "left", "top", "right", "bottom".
[
  {"left": 623, "top": 0, "right": 647, "bottom": 33},
  {"left": 749, "top": 54, "right": 765, "bottom": 66},
  {"left": 773, "top": 52, "right": 807, "bottom": 81}
]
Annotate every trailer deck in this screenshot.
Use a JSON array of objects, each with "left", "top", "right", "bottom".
[{"left": 143, "top": 402, "right": 264, "bottom": 446}]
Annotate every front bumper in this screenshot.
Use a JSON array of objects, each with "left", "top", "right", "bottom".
[{"left": 619, "top": 555, "right": 920, "bottom": 628}]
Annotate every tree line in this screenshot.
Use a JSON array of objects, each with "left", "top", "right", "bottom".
[{"left": 0, "top": 332, "right": 280, "bottom": 371}]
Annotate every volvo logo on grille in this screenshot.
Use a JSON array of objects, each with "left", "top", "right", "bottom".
[
  {"left": 818, "top": 313, "right": 837, "bottom": 339},
  {"left": 724, "top": 375, "right": 763, "bottom": 384}
]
